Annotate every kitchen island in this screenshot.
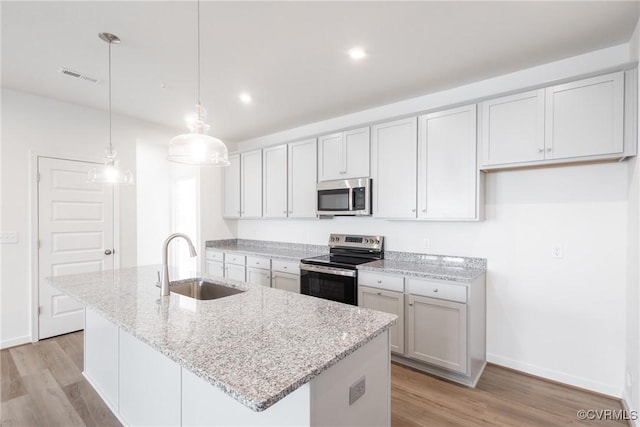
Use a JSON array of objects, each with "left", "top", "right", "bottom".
[{"left": 48, "top": 266, "right": 396, "bottom": 427}]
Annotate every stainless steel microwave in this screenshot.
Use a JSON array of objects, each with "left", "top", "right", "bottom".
[{"left": 316, "top": 178, "right": 372, "bottom": 216}]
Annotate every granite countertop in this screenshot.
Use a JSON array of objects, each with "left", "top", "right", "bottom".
[
  {"left": 358, "top": 252, "right": 487, "bottom": 284},
  {"left": 47, "top": 266, "right": 396, "bottom": 412},
  {"left": 206, "top": 239, "right": 327, "bottom": 262}
]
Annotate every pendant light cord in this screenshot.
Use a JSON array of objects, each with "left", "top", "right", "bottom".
[
  {"left": 108, "top": 40, "right": 113, "bottom": 156},
  {"left": 197, "top": 0, "right": 201, "bottom": 107}
]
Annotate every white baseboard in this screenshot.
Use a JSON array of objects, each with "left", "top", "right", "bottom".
[
  {"left": 83, "top": 372, "right": 128, "bottom": 427},
  {"left": 622, "top": 394, "right": 639, "bottom": 427},
  {"left": 487, "top": 352, "right": 622, "bottom": 398},
  {"left": 0, "top": 335, "right": 32, "bottom": 350}
]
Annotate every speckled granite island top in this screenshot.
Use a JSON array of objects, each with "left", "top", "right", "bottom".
[{"left": 47, "top": 266, "right": 396, "bottom": 412}]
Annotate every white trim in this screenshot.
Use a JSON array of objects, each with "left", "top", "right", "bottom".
[
  {"left": 621, "top": 395, "right": 639, "bottom": 427},
  {"left": 83, "top": 372, "right": 129, "bottom": 427},
  {"left": 487, "top": 352, "right": 622, "bottom": 398},
  {"left": 0, "top": 335, "right": 32, "bottom": 350},
  {"left": 29, "top": 150, "right": 118, "bottom": 342}
]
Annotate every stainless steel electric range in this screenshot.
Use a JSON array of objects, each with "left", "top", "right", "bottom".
[{"left": 299, "top": 234, "right": 384, "bottom": 305}]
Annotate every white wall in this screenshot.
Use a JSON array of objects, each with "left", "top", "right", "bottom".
[
  {"left": 234, "top": 45, "right": 636, "bottom": 397},
  {"left": 0, "top": 89, "right": 176, "bottom": 348},
  {"left": 625, "top": 18, "right": 640, "bottom": 419}
]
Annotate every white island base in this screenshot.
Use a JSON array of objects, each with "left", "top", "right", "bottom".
[{"left": 84, "top": 308, "right": 391, "bottom": 427}]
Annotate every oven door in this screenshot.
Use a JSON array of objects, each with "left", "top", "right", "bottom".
[{"left": 299, "top": 264, "right": 357, "bottom": 305}]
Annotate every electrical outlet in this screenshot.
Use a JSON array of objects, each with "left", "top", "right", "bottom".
[
  {"left": 551, "top": 244, "right": 563, "bottom": 259},
  {"left": 349, "top": 376, "right": 366, "bottom": 405},
  {"left": 0, "top": 232, "right": 18, "bottom": 244},
  {"left": 423, "top": 238, "right": 431, "bottom": 250}
]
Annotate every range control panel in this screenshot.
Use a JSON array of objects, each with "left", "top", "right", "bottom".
[{"left": 328, "top": 234, "right": 384, "bottom": 251}]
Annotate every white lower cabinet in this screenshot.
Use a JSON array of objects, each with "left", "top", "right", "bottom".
[
  {"left": 84, "top": 308, "right": 118, "bottom": 410},
  {"left": 406, "top": 294, "right": 467, "bottom": 374},
  {"left": 359, "top": 285, "right": 404, "bottom": 354},
  {"left": 119, "top": 329, "right": 181, "bottom": 427},
  {"left": 358, "top": 270, "right": 486, "bottom": 386},
  {"left": 246, "top": 266, "right": 272, "bottom": 287},
  {"left": 272, "top": 271, "right": 299, "bottom": 293},
  {"left": 206, "top": 260, "right": 224, "bottom": 277},
  {"left": 226, "top": 264, "right": 246, "bottom": 281}
]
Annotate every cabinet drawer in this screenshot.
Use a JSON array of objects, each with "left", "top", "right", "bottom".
[
  {"left": 205, "top": 250, "right": 224, "bottom": 262},
  {"left": 406, "top": 278, "right": 467, "bottom": 303},
  {"left": 272, "top": 259, "right": 299, "bottom": 275},
  {"left": 246, "top": 256, "right": 271, "bottom": 270},
  {"left": 358, "top": 271, "right": 404, "bottom": 292},
  {"left": 225, "top": 253, "right": 246, "bottom": 266}
]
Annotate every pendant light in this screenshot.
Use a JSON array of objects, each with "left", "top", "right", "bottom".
[
  {"left": 88, "top": 33, "right": 134, "bottom": 185},
  {"left": 168, "top": 0, "right": 229, "bottom": 166}
]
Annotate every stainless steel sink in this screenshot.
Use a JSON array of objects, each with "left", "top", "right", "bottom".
[{"left": 169, "top": 278, "right": 245, "bottom": 300}]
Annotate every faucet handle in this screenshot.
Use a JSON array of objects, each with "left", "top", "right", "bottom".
[{"left": 155, "top": 270, "right": 161, "bottom": 288}]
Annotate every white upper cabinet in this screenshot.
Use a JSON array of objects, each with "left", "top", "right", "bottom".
[
  {"left": 241, "top": 150, "right": 262, "bottom": 218},
  {"left": 223, "top": 154, "right": 241, "bottom": 218},
  {"left": 481, "top": 71, "right": 626, "bottom": 169},
  {"left": 371, "top": 117, "right": 418, "bottom": 219},
  {"left": 318, "top": 127, "right": 370, "bottom": 181},
  {"left": 545, "top": 72, "right": 623, "bottom": 160},
  {"left": 418, "top": 105, "right": 478, "bottom": 220},
  {"left": 481, "top": 89, "right": 545, "bottom": 166},
  {"left": 262, "top": 145, "right": 288, "bottom": 218},
  {"left": 288, "top": 138, "right": 317, "bottom": 218}
]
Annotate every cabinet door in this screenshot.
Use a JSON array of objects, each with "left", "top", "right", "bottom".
[
  {"left": 371, "top": 117, "right": 418, "bottom": 218},
  {"left": 263, "top": 145, "right": 288, "bottom": 218},
  {"left": 272, "top": 272, "right": 300, "bottom": 293},
  {"left": 359, "top": 286, "right": 404, "bottom": 354},
  {"left": 246, "top": 267, "right": 271, "bottom": 287},
  {"left": 241, "top": 150, "right": 262, "bottom": 218},
  {"left": 481, "top": 89, "right": 545, "bottom": 166},
  {"left": 119, "top": 329, "right": 181, "bottom": 426},
  {"left": 206, "top": 260, "right": 224, "bottom": 277},
  {"left": 318, "top": 132, "right": 344, "bottom": 181},
  {"left": 545, "top": 72, "right": 623, "bottom": 160},
  {"left": 225, "top": 264, "right": 246, "bottom": 281},
  {"left": 406, "top": 294, "right": 467, "bottom": 374},
  {"left": 288, "top": 139, "right": 317, "bottom": 218},
  {"left": 418, "top": 105, "right": 477, "bottom": 219},
  {"left": 223, "top": 154, "right": 241, "bottom": 218},
  {"left": 85, "top": 308, "right": 119, "bottom": 409},
  {"left": 343, "top": 127, "right": 370, "bottom": 178}
]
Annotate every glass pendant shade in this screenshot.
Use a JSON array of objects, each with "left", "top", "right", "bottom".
[
  {"left": 88, "top": 150, "right": 134, "bottom": 184},
  {"left": 168, "top": 104, "right": 230, "bottom": 166}
]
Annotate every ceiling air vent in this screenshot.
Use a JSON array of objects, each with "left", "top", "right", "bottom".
[{"left": 58, "top": 67, "right": 101, "bottom": 84}]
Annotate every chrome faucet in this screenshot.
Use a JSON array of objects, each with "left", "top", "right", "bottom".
[{"left": 160, "top": 233, "right": 197, "bottom": 296}]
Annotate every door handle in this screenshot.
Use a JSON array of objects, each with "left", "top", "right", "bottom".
[{"left": 104, "top": 249, "right": 113, "bottom": 255}]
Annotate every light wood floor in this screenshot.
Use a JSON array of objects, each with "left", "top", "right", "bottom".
[{"left": 1, "top": 331, "right": 626, "bottom": 426}]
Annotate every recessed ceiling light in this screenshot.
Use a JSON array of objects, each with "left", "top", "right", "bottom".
[
  {"left": 239, "top": 93, "right": 252, "bottom": 104},
  {"left": 348, "top": 47, "right": 367, "bottom": 60}
]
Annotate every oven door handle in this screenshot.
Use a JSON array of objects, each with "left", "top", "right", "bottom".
[{"left": 299, "top": 263, "right": 357, "bottom": 277}]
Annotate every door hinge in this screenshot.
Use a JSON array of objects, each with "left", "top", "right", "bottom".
[
  {"left": 38, "top": 306, "right": 42, "bottom": 315},
  {"left": 37, "top": 239, "right": 41, "bottom": 249},
  {"left": 36, "top": 172, "right": 41, "bottom": 182}
]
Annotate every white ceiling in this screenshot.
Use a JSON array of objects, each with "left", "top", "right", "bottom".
[{"left": 2, "top": 1, "right": 639, "bottom": 143}]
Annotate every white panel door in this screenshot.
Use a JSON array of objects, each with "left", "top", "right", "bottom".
[
  {"left": 241, "top": 150, "right": 262, "bottom": 218},
  {"left": 38, "top": 157, "right": 114, "bottom": 339},
  {"left": 225, "top": 264, "right": 246, "bottom": 281},
  {"left": 480, "top": 89, "right": 545, "bottom": 166},
  {"left": 206, "top": 260, "right": 224, "bottom": 277},
  {"left": 359, "top": 286, "right": 404, "bottom": 354},
  {"left": 223, "top": 154, "right": 241, "bottom": 218},
  {"left": 418, "top": 105, "right": 477, "bottom": 219},
  {"left": 318, "top": 132, "right": 344, "bottom": 181},
  {"left": 288, "top": 138, "right": 317, "bottom": 218},
  {"left": 343, "top": 127, "right": 370, "bottom": 178},
  {"left": 246, "top": 267, "right": 271, "bottom": 287},
  {"left": 272, "top": 272, "right": 300, "bottom": 293},
  {"left": 371, "top": 117, "right": 418, "bottom": 218},
  {"left": 546, "top": 72, "right": 624, "bottom": 160},
  {"left": 262, "top": 145, "right": 288, "bottom": 218}
]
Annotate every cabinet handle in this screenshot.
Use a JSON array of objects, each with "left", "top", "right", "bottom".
[
  {"left": 377, "top": 292, "right": 382, "bottom": 296},
  {"left": 377, "top": 279, "right": 382, "bottom": 283},
  {"left": 288, "top": 211, "right": 293, "bottom": 214},
  {"left": 421, "top": 209, "right": 426, "bottom": 213},
  {"left": 546, "top": 147, "right": 552, "bottom": 153},
  {"left": 283, "top": 266, "right": 288, "bottom": 269},
  {"left": 411, "top": 209, "right": 416, "bottom": 213},
  {"left": 408, "top": 303, "right": 414, "bottom": 307},
  {"left": 433, "top": 288, "right": 439, "bottom": 293},
  {"left": 283, "top": 210, "right": 287, "bottom": 214},
  {"left": 538, "top": 148, "right": 544, "bottom": 153}
]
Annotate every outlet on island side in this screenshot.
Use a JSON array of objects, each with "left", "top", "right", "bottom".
[{"left": 551, "top": 244, "right": 563, "bottom": 259}]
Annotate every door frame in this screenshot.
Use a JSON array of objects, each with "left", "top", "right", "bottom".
[{"left": 29, "top": 151, "right": 121, "bottom": 342}]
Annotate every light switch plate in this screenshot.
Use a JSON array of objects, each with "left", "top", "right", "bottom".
[
  {"left": 349, "top": 376, "right": 365, "bottom": 405},
  {"left": 0, "top": 232, "right": 18, "bottom": 244}
]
